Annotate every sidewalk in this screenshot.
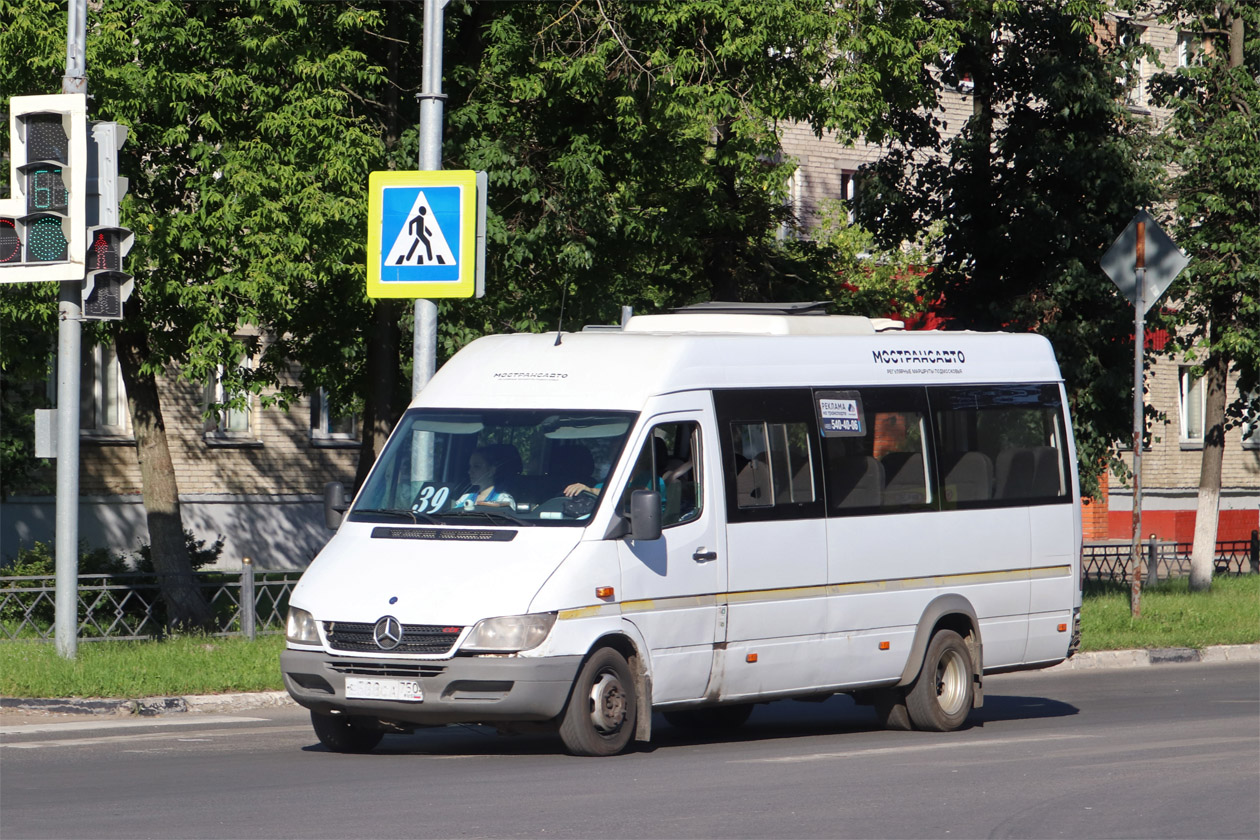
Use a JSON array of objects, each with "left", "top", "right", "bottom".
[{"left": 3, "top": 644, "right": 1257, "bottom": 723}]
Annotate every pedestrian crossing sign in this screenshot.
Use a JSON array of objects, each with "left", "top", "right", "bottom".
[{"left": 367, "top": 170, "right": 479, "bottom": 298}]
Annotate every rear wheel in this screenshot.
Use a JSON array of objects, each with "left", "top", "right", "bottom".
[
  {"left": 664, "top": 703, "right": 754, "bottom": 733},
  {"left": 558, "top": 647, "right": 637, "bottom": 756},
  {"left": 905, "top": 630, "right": 974, "bottom": 732},
  {"left": 310, "top": 711, "right": 384, "bottom": 753}
]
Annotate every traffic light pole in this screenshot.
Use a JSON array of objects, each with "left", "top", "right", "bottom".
[
  {"left": 54, "top": 0, "right": 88, "bottom": 659},
  {"left": 412, "top": 0, "right": 449, "bottom": 398}
]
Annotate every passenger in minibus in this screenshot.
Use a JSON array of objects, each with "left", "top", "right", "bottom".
[{"left": 452, "top": 445, "right": 520, "bottom": 509}]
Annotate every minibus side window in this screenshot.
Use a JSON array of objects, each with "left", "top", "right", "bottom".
[
  {"left": 730, "top": 421, "right": 815, "bottom": 509},
  {"left": 713, "top": 388, "right": 825, "bottom": 524},
  {"left": 817, "top": 387, "right": 933, "bottom": 516},
  {"left": 930, "top": 384, "right": 1071, "bottom": 508},
  {"left": 619, "top": 422, "right": 703, "bottom": 528}
]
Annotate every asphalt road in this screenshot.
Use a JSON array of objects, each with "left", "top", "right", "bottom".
[{"left": 1, "top": 662, "right": 1256, "bottom": 840}]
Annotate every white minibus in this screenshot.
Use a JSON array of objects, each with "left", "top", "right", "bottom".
[{"left": 282, "top": 305, "right": 1082, "bottom": 755}]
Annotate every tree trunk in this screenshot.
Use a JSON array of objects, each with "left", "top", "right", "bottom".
[
  {"left": 353, "top": 299, "right": 402, "bottom": 491},
  {"left": 113, "top": 318, "right": 215, "bottom": 630},
  {"left": 1189, "top": 352, "right": 1228, "bottom": 591}
]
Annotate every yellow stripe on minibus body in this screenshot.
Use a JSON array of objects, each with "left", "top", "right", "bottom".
[{"left": 555, "top": 564, "right": 1072, "bottom": 620}]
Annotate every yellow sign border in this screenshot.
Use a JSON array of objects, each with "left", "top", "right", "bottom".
[{"left": 367, "top": 170, "right": 477, "bottom": 299}]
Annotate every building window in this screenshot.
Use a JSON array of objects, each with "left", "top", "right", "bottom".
[
  {"left": 206, "top": 357, "right": 257, "bottom": 444},
  {"left": 1116, "top": 19, "right": 1149, "bottom": 112},
  {"left": 79, "top": 341, "right": 129, "bottom": 438},
  {"left": 1179, "top": 366, "right": 1205, "bottom": 445},
  {"left": 778, "top": 169, "right": 805, "bottom": 241},
  {"left": 310, "top": 388, "right": 358, "bottom": 446}
]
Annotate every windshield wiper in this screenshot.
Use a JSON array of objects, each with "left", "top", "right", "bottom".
[
  {"left": 443, "top": 509, "right": 530, "bottom": 526},
  {"left": 354, "top": 508, "right": 442, "bottom": 525}
]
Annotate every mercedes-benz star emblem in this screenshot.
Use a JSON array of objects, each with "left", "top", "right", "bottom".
[{"left": 373, "top": 616, "right": 403, "bottom": 651}]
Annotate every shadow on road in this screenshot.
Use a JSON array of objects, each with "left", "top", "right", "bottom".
[{"left": 297, "top": 690, "right": 1076, "bottom": 758}]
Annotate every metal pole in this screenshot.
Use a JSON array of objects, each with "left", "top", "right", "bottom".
[
  {"left": 1129, "top": 223, "right": 1147, "bottom": 618},
  {"left": 240, "top": 557, "right": 256, "bottom": 641},
  {"left": 54, "top": 0, "right": 88, "bottom": 659},
  {"left": 412, "top": 0, "right": 449, "bottom": 398}
]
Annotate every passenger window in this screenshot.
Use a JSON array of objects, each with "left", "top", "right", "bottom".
[
  {"left": 817, "top": 388, "right": 932, "bottom": 515},
  {"left": 620, "top": 422, "right": 702, "bottom": 527},
  {"left": 930, "top": 384, "right": 1070, "bottom": 507},
  {"left": 731, "top": 422, "right": 815, "bottom": 509}
]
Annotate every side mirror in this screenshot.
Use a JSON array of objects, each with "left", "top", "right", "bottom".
[
  {"left": 323, "top": 481, "right": 349, "bottom": 530},
  {"left": 629, "top": 489, "right": 662, "bottom": 541}
]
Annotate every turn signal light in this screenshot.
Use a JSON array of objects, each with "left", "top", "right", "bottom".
[
  {"left": 595, "top": 586, "right": 615, "bottom": 600},
  {"left": 746, "top": 653, "right": 758, "bottom": 663},
  {"left": 1058, "top": 623, "right": 1068, "bottom": 632},
  {"left": 879, "top": 641, "right": 891, "bottom": 650}
]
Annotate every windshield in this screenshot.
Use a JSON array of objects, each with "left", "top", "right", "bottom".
[{"left": 351, "top": 408, "right": 636, "bottom": 526}]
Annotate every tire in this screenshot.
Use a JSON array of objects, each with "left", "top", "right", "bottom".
[
  {"left": 664, "top": 703, "right": 753, "bottom": 733},
  {"left": 558, "top": 647, "right": 637, "bottom": 756},
  {"left": 310, "top": 711, "right": 384, "bottom": 753},
  {"left": 905, "top": 629, "right": 974, "bottom": 732},
  {"left": 871, "top": 689, "right": 913, "bottom": 731}
]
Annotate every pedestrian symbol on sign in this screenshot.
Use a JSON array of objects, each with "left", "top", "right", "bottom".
[{"left": 384, "top": 191, "right": 457, "bottom": 268}]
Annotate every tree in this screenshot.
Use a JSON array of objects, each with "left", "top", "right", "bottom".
[
  {"left": 3, "top": 0, "right": 395, "bottom": 626},
  {"left": 437, "top": 0, "right": 959, "bottom": 340},
  {"left": 853, "top": 0, "right": 1165, "bottom": 497},
  {"left": 1144, "top": 1, "right": 1260, "bottom": 591},
  {"left": 3, "top": 0, "right": 964, "bottom": 623}
]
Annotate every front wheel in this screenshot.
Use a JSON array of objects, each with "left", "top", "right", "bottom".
[
  {"left": 558, "top": 647, "right": 637, "bottom": 756},
  {"left": 310, "top": 711, "right": 384, "bottom": 753},
  {"left": 905, "top": 629, "right": 974, "bottom": 732}
]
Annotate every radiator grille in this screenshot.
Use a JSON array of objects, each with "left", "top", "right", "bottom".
[
  {"left": 324, "top": 621, "right": 462, "bottom": 655},
  {"left": 328, "top": 661, "right": 446, "bottom": 679}
]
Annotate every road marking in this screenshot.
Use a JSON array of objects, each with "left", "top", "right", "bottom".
[
  {"left": 731, "top": 733, "right": 1090, "bottom": 764},
  {"left": 0, "top": 715, "right": 264, "bottom": 737},
  {"left": 1, "top": 724, "right": 313, "bottom": 750}
]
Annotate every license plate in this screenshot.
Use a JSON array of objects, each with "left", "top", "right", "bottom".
[{"left": 344, "top": 677, "right": 424, "bottom": 702}]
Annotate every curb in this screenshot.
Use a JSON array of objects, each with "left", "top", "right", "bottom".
[
  {"left": 3, "top": 645, "right": 1257, "bottom": 718},
  {"left": 1044, "top": 643, "right": 1260, "bottom": 672},
  {"left": 0, "top": 690, "right": 294, "bottom": 717}
]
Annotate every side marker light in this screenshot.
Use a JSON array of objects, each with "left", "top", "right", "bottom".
[
  {"left": 595, "top": 586, "right": 615, "bottom": 600},
  {"left": 879, "top": 641, "right": 891, "bottom": 651},
  {"left": 746, "top": 653, "right": 758, "bottom": 663}
]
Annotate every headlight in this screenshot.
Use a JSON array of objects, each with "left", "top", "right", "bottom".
[
  {"left": 286, "top": 607, "right": 321, "bottom": 645},
  {"left": 461, "top": 613, "right": 556, "bottom": 653}
]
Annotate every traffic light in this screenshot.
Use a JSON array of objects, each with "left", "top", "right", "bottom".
[
  {"left": 82, "top": 226, "right": 133, "bottom": 320},
  {"left": 83, "top": 121, "right": 132, "bottom": 320},
  {"left": 0, "top": 93, "right": 88, "bottom": 282}
]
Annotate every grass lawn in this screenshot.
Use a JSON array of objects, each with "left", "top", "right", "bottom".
[
  {"left": 1079, "top": 574, "right": 1260, "bottom": 651},
  {"left": 0, "top": 575, "right": 1256, "bottom": 699},
  {"left": 0, "top": 634, "right": 286, "bottom": 699}
]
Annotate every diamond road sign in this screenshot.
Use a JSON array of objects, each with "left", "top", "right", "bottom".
[{"left": 1101, "top": 209, "right": 1190, "bottom": 314}]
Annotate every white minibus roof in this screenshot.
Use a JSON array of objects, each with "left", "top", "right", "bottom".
[{"left": 414, "top": 314, "right": 1063, "bottom": 411}]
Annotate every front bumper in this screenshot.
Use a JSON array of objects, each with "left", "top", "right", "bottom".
[{"left": 280, "top": 648, "right": 582, "bottom": 726}]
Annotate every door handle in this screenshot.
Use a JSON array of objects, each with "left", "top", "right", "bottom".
[{"left": 693, "top": 548, "right": 717, "bottom": 563}]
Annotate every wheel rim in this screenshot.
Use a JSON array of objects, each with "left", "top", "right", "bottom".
[
  {"left": 587, "top": 668, "right": 628, "bottom": 734},
  {"left": 935, "top": 648, "right": 968, "bottom": 715}
]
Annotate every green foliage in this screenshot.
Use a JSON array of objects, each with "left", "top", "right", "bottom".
[
  {"left": 1144, "top": 1, "right": 1260, "bottom": 432},
  {"left": 853, "top": 0, "right": 1165, "bottom": 497}
]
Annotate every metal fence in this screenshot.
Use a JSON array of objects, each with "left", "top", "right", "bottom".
[
  {"left": 1083, "top": 532, "right": 1260, "bottom": 583},
  {"left": 0, "top": 568, "right": 302, "bottom": 642},
  {"left": 2, "top": 533, "right": 1256, "bottom": 640}
]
